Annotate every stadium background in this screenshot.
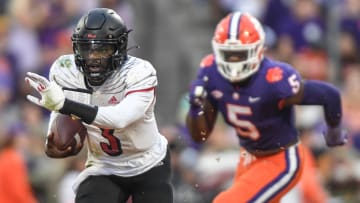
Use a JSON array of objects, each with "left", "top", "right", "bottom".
[{"left": 0, "top": 0, "right": 360, "bottom": 202}]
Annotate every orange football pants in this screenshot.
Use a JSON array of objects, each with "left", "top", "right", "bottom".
[{"left": 213, "top": 143, "right": 304, "bottom": 203}]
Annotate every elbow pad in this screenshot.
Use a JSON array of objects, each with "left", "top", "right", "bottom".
[{"left": 301, "top": 80, "right": 342, "bottom": 127}]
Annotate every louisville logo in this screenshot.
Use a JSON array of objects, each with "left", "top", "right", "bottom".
[{"left": 87, "top": 33, "right": 97, "bottom": 39}]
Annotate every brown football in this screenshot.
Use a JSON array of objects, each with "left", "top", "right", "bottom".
[{"left": 51, "top": 114, "right": 86, "bottom": 150}]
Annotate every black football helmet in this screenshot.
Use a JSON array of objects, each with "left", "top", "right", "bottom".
[{"left": 72, "top": 8, "right": 129, "bottom": 86}]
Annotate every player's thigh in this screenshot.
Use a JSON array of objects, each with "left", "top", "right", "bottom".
[
  {"left": 133, "top": 181, "right": 173, "bottom": 203},
  {"left": 75, "top": 175, "right": 129, "bottom": 203},
  {"left": 132, "top": 148, "right": 173, "bottom": 203},
  {"left": 214, "top": 144, "right": 304, "bottom": 203}
]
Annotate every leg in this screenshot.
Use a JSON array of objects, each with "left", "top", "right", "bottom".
[
  {"left": 75, "top": 175, "right": 130, "bottom": 203},
  {"left": 213, "top": 144, "right": 304, "bottom": 203},
  {"left": 132, "top": 148, "right": 174, "bottom": 203}
]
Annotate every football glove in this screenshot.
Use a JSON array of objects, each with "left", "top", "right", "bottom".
[
  {"left": 189, "top": 79, "right": 207, "bottom": 107},
  {"left": 25, "top": 72, "right": 65, "bottom": 111},
  {"left": 323, "top": 125, "right": 348, "bottom": 147},
  {"left": 188, "top": 79, "right": 208, "bottom": 117}
]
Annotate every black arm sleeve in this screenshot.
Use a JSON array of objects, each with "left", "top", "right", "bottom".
[{"left": 59, "top": 99, "right": 98, "bottom": 124}]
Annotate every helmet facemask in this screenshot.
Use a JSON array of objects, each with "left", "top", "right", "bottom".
[
  {"left": 71, "top": 8, "right": 129, "bottom": 86},
  {"left": 74, "top": 41, "right": 120, "bottom": 86},
  {"left": 212, "top": 39, "right": 264, "bottom": 82},
  {"left": 212, "top": 12, "right": 265, "bottom": 83}
]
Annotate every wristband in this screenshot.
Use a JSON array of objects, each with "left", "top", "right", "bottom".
[{"left": 59, "top": 99, "right": 98, "bottom": 124}]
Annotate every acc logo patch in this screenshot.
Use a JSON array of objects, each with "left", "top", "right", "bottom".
[
  {"left": 58, "top": 58, "right": 72, "bottom": 68},
  {"left": 266, "top": 67, "right": 283, "bottom": 83}
]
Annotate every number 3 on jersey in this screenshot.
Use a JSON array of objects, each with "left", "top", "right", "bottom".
[
  {"left": 227, "top": 104, "right": 260, "bottom": 140},
  {"left": 100, "top": 128, "right": 123, "bottom": 156}
]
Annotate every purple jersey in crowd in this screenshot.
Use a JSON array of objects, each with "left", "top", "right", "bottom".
[{"left": 196, "top": 55, "right": 302, "bottom": 152}]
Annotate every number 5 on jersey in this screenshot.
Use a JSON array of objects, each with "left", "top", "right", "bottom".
[
  {"left": 288, "top": 74, "right": 300, "bottom": 94},
  {"left": 227, "top": 104, "right": 260, "bottom": 140}
]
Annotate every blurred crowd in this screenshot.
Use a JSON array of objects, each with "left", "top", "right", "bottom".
[{"left": 0, "top": 0, "right": 360, "bottom": 203}]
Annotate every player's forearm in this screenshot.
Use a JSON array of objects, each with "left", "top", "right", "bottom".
[
  {"left": 300, "top": 80, "right": 342, "bottom": 127},
  {"left": 93, "top": 91, "right": 154, "bottom": 129},
  {"left": 60, "top": 91, "right": 154, "bottom": 129},
  {"left": 186, "top": 112, "right": 213, "bottom": 143},
  {"left": 59, "top": 98, "right": 98, "bottom": 124}
]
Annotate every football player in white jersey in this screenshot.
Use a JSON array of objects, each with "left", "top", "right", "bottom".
[{"left": 25, "top": 8, "right": 173, "bottom": 203}]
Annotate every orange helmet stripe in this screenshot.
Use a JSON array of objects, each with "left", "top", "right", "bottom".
[
  {"left": 238, "top": 14, "right": 261, "bottom": 44},
  {"left": 214, "top": 12, "right": 262, "bottom": 44},
  {"left": 213, "top": 14, "right": 231, "bottom": 43}
]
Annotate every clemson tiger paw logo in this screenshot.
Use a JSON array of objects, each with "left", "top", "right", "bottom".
[{"left": 266, "top": 67, "right": 283, "bottom": 83}]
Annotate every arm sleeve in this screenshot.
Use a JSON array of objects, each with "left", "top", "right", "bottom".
[
  {"left": 93, "top": 88, "right": 155, "bottom": 129},
  {"left": 300, "top": 80, "right": 342, "bottom": 127},
  {"left": 92, "top": 60, "right": 157, "bottom": 129},
  {"left": 58, "top": 59, "right": 158, "bottom": 127}
]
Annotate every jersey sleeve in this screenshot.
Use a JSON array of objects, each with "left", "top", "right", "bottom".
[
  {"left": 48, "top": 55, "right": 83, "bottom": 88},
  {"left": 194, "top": 54, "right": 218, "bottom": 106},
  {"left": 93, "top": 60, "right": 157, "bottom": 129},
  {"left": 48, "top": 55, "right": 91, "bottom": 104},
  {"left": 124, "top": 60, "right": 158, "bottom": 94},
  {"left": 196, "top": 54, "right": 214, "bottom": 80},
  {"left": 49, "top": 55, "right": 71, "bottom": 83},
  {"left": 267, "top": 63, "right": 302, "bottom": 99}
]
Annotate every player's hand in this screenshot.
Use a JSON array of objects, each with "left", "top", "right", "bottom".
[
  {"left": 25, "top": 72, "right": 65, "bottom": 111},
  {"left": 189, "top": 79, "right": 207, "bottom": 107},
  {"left": 188, "top": 79, "right": 208, "bottom": 117},
  {"left": 323, "top": 125, "right": 348, "bottom": 147},
  {"left": 45, "top": 133, "right": 83, "bottom": 158}
]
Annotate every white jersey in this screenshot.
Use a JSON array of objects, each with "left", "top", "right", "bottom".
[{"left": 47, "top": 54, "right": 168, "bottom": 192}]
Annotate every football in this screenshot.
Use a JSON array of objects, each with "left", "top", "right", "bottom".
[
  {"left": 51, "top": 114, "right": 86, "bottom": 150},
  {"left": 203, "top": 99, "right": 217, "bottom": 125}
]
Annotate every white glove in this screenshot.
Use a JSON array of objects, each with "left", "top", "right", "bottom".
[{"left": 25, "top": 72, "right": 65, "bottom": 111}]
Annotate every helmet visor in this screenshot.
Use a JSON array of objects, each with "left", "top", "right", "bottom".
[{"left": 75, "top": 42, "right": 116, "bottom": 59}]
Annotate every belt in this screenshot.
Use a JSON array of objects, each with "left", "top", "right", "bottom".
[{"left": 246, "top": 138, "right": 299, "bottom": 157}]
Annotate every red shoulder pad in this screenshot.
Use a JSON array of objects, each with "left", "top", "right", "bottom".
[{"left": 200, "top": 54, "right": 215, "bottom": 68}]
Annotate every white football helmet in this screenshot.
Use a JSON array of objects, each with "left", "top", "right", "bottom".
[{"left": 212, "top": 12, "right": 265, "bottom": 82}]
